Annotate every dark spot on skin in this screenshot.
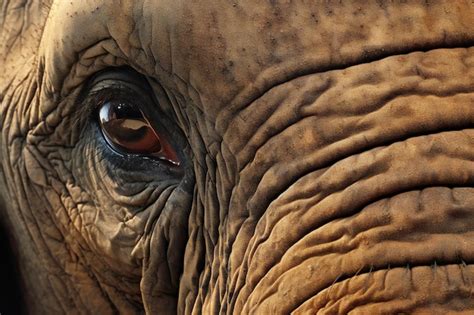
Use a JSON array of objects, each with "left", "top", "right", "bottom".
[
  {"left": 353, "top": 7, "right": 364, "bottom": 16},
  {"left": 354, "top": 71, "right": 382, "bottom": 86},
  {"left": 268, "top": 0, "right": 277, "bottom": 7},
  {"left": 376, "top": 0, "right": 387, "bottom": 9},
  {"left": 389, "top": 103, "right": 414, "bottom": 119},
  {"left": 269, "top": 37, "right": 277, "bottom": 47}
]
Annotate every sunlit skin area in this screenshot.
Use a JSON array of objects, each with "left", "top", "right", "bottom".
[{"left": 1, "top": 1, "right": 474, "bottom": 313}]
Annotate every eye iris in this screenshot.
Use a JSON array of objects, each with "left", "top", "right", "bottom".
[{"left": 99, "top": 100, "right": 162, "bottom": 153}]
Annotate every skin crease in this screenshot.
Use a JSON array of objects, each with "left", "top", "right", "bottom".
[{"left": 1, "top": 0, "right": 474, "bottom": 314}]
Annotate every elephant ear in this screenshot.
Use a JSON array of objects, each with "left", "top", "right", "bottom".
[{"left": 0, "top": 0, "right": 52, "bottom": 94}]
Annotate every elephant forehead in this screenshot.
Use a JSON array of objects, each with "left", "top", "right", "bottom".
[{"left": 43, "top": 1, "right": 474, "bottom": 113}]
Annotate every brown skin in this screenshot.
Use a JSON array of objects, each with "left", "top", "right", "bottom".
[{"left": 1, "top": 0, "right": 474, "bottom": 313}]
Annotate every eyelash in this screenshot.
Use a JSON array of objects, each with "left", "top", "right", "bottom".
[
  {"left": 90, "top": 85, "right": 142, "bottom": 114},
  {"left": 72, "top": 84, "right": 129, "bottom": 126},
  {"left": 70, "top": 84, "right": 141, "bottom": 151}
]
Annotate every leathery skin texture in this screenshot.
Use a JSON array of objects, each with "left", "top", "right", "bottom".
[{"left": 1, "top": 0, "right": 474, "bottom": 314}]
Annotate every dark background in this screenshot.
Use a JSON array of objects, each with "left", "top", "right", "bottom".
[{"left": 0, "top": 221, "right": 24, "bottom": 315}]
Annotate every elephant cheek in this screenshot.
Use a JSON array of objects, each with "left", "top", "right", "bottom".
[
  {"left": 218, "top": 48, "right": 474, "bottom": 313},
  {"left": 140, "top": 231, "right": 178, "bottom": 314},
  {"left": 139, "top": 186, "right": 192, "bottom": 314}
]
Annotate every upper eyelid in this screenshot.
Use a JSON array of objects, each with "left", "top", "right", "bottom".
[
  {"left": 88, "top": 82, "right": 151, "bottom": 109},
  {"left": 72, "top": 82, "right": 146, "bottom": 124},
  {"left": 89, "top": 79, "right": 141, "bottom": 95},
  {"left": 81, "top": 67, "right": 157, "bottom": 107},
  {"left": 88, "top": 67, "right": 151, "bottom": 91},
  {"left": 75, "top": 69, "right": 168, "bottom": 125}
]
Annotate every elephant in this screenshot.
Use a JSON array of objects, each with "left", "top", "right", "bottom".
[{"left": 1, "top": 0, "right": 474, "bottom": 313}]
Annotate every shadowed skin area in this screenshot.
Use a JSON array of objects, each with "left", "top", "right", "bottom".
[{"left": 1, "top": 0, "right": 474, "bottom": 313}]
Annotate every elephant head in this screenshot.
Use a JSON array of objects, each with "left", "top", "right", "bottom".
[{"left": 1, "top": 0, "right": 474, "bottom": 313}]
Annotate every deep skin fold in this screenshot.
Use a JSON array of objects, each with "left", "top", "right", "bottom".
[{"left": 1, "top": 1, "right": 474, "bottom": 314}]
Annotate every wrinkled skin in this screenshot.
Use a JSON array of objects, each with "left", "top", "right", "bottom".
[{"left": 1, "top": 0, "right": 474, "bottom": 313}]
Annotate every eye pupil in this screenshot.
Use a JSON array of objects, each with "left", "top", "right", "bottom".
[{"left": 98, "top": 100, "right": 179, "bottom": 165}]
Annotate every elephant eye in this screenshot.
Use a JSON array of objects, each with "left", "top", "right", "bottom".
[{"left": 98, "top": 98, "right": 180, "bottom": 165}]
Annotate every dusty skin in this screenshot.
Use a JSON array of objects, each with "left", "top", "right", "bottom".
[{"left": 1, "top": 0, "right": 474, "bottom": 314}]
